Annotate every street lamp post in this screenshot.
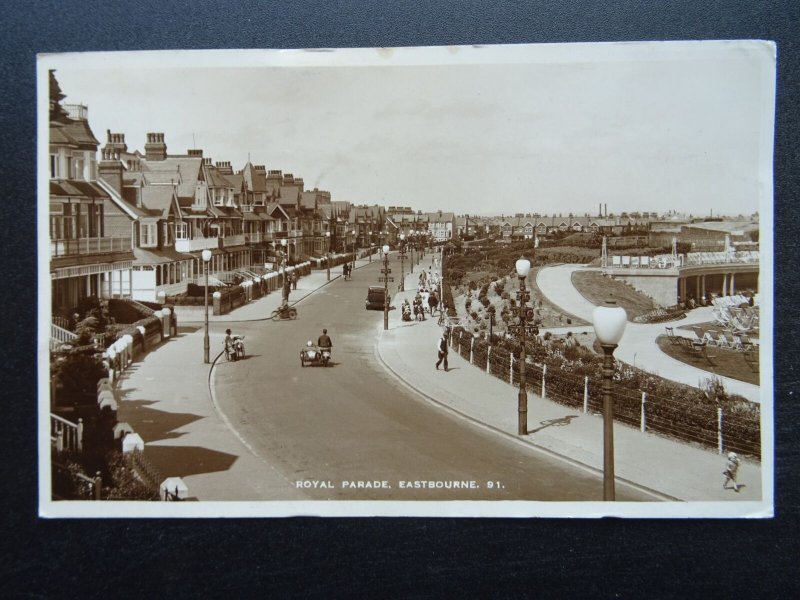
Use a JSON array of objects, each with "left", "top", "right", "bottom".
[
  {"left": 325, "top": 231, "right": 331, "bottom": 281},
  {"left": 381, "top": 245, "right": 391, "bottom": 331},
  {"left": 592, "top": 298, "right": 628, "bottom": 501},
  {"left": 510, "top": 257, "right": 535, "bottom": 435},
  {"left": 409, "top": 230, "right": 415, "bottom": 273},
  {"left": 202, "top": 249, "right": 212, "bottom": 363},
  {"left": 398, "top": 233, "right": 406, "bottom": 291},
  {"left": 368, "top": 231, "right": 372, "bottom": 262},
  {"left": 351, "top": 229, "right": 356, "bottom": 269}
]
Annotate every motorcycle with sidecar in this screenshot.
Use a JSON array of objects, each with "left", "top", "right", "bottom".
[{"left": 300, "top": 341, "right": 331, "bottom": 367}]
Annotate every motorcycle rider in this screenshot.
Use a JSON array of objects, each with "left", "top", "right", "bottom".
[{"left": 317, "top": 328, "right": 333, "bottom": 350}]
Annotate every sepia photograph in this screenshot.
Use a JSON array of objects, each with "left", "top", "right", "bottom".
[{"left": 38, "top": 41, "right": 775, "bottom": 518}]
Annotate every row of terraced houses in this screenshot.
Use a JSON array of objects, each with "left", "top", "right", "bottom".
[
  {"left": 49, "top": 72, "right": 759, "bottom": 319},
  {"left": 48, "top": 73, "right": 460, "bottom": 318}
]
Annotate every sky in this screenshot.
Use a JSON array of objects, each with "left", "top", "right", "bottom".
[{"left": 45, "top": 42, "right": 774, "bottom": 218}]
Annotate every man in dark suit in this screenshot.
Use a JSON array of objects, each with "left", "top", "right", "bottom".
[{"left": 435, "top": 332, "right": 449, "bottom": 371}]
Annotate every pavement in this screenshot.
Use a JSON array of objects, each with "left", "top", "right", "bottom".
[{"left": 112, "top": 252, "right": 765, "bottom": 508}]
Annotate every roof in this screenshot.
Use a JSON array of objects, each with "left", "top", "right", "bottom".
[
  {"left": 300, "top": 191, "right": 317, "bottom": 210},
  {"left": 50, "top": 180, "right": 109, "bottom": 199},
  {"left": 242, "top": 163, "right": 267, "bottom": 193},
  {"left": 133, "top": 246, "right": 193, "bottom": 265},
  {"left": 140, "top": 185, "right": 177, "bottom": 218},
  {"left": 279, "top": 186, "right": 300, "bottom": 205},
  {"left": 204, "top": 165, "right": 235, "bottom": 188},
  {"left": 683, "top": 221, "right": 759, "bottom": 234},
  {"left": 226, "top": 172, "right": 244, "bottom": 192},
  {"left": 50, "top": 118, "right": 99, "bottom": 149}
]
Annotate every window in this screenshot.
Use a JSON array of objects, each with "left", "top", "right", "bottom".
[
  {"left": 73, "top": 155, "right": 85, "bottom": 180},
  {"left": 50, "top": 154, "right": 58, "bottom": 179},
  {"left": 140, "top": 222, "right": 157, "bottom": 247},
  {"left": 174, "top": 222, "right": 188, "bottom": 240}
]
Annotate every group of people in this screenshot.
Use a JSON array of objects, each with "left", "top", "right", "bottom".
[
  {"left": 342, "top": 263, "right": 353, "bottom": 280},
  {"left": 402, "top": 288, "right": 439, "bottom": 322}
]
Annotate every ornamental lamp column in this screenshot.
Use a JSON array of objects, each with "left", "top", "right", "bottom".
[
  {"left": 382, "top": 245, "right": 391, "bottom": 331},
  {"left": 368, "top": 231, "right": 372, "bottom": 262},
  {"left": 202, "top": 248, "right": 212, "bottom": 363},
  {"left": 399, "top": 233, "right": 406, "bottom": 291},
  {"left": 515, "top": 257, "right": 531, "bottom": 435},
  {"left": 325, "top": 231, "right": 331, "bottom": 281},
  {"left": 410, "top": 230, "right": 415, "bottom": 273},
  {"left": 592, "top": 298, "right": 628, "bottom": 501}
]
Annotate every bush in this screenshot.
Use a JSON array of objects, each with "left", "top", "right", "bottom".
[{"left": 51, "top": 351, "right": 106, "bottom": 405}]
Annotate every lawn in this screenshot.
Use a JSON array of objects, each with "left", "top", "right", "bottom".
[
  {"left": 570, "top": 270, "right": 657, "bottom": 320},
  {"left": 655, "top": 335, "right": 759, "bottom": 385}
]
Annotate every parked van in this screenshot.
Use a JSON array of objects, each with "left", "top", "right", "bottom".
[{"left": 365, "top": 286, "right": 387, "bottom": 310}]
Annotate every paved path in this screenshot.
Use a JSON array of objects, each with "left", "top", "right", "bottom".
[
  {"left": 536, "top": 264, "right": 761, "bottom": 403},
  {"left": 110, "top": 252, "right": 765, "bottom": 511}
]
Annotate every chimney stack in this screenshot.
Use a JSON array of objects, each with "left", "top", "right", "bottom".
[
  {"left": 187, "top": 149, "right": 203, "bottom": 158},
  {"left": 144, "top": 132, "right": 167, "bottom": 161},
  {"left": 98, "top": 148, "right": 124, "bottom": 196}
]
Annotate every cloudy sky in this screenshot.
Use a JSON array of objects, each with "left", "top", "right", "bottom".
[{"left": 44, "top": 42, "right": 774, "bottom": 217}]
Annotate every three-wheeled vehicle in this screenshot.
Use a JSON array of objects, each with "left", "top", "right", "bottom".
[{"left": 300, "top": 341, "right": 331, "bottom": 367}]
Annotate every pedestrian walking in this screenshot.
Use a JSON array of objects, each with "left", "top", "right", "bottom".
[
  {"left": 723, "top": 452, "right": 741, "bottom": 492},
  {"left": 282, "top": 277, "right": 291, "bottom": 303},
  {"left": 291, "top": 271, "right": 298, "bottom": 290},
  {"left": 428, "top": 291, "right": 439, "bottom": 316},
  {"left": 435, "top": 332, "right": 449, "bottom": 371}
]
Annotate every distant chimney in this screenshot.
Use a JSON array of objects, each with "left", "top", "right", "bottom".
[
  {"left": 283, "top": 173, "right": 294, "bottom": 184},
  {"left": 187, "top": 149, "right": 203, "bottom": 158},
  {"left": 144, "top": 132, "right": 167, "bottom": 161},
  {"left": 216, "top": 160, "right": 233, "bottom": 175},
  {"left": 604, "top": 203, "right": 607, "bottom": 217},
  {"left": 254, "top": 165, "right": 266, "bottom": 172},
  {"left": 203, "top": 157, "right": 212, "bottom": 166}
]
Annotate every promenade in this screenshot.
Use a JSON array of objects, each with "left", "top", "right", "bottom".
[
  {"left": 112, "top": 254, "right": 764, "bottom": 508},
  {"left": 536, "top": 264, "right": 761, "bottom": 403}
]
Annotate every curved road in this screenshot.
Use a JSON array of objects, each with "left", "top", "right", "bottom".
[{"left": 213, "top": 260, "right": 652, "bottom": 501}]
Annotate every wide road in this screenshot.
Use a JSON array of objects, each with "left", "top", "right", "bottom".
[{"left": 214, "top": 260, "right": 653, "bottom": 501}]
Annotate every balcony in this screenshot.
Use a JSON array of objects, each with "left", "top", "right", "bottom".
[
  {"left": 175, "top": 236, "right": 220, "bottom": 253},
  {"left": 50, "top": 236, "right": 131, "bottom": 258},
  {"left": 245, "top": 232, "right": 264, "bottom": 244},
  {"left": 288, "top": 229, "right": 304, "bottom": 238},
  {"left": 223, "top": 234, "right": 246, "bottom": 247}
]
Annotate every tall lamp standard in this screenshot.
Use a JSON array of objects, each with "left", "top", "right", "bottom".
[
  {"left": 409, "top": 230, "right": 415, "bottom": 273},
  {"left": 368, "top": 231, "right": 372, "bottom": 262},
  {"left": 398, "top": 233, "right": 406, "bottom": 291},
  {"left": 325, "top": 231, "right": 331, "bottom": 281},
  {"left": 380, "top": 245, "right": 391, "bottom": 331},
  {"left": 510, "top": 257, "right": 536, "bottom": 435},
  {"left": 202, "top": 248, "right": 212, "bottom": 363},
  {"left": 592, "top": 298, "right": 628, "bottom": 501},
  {"left": 351, "top": 229, "right": 356, "bottom": 269}
]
